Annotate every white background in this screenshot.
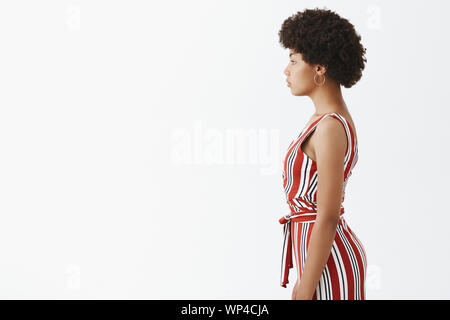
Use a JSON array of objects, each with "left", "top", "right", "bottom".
[{"left": 0, "top": 0, "right": 449, "bottom": 299}]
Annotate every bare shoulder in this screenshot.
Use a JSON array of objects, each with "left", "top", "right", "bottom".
[
  {"left": 314, "top": 116, "right": 348, "bottom": 157},
  {"left": 315, "top": 116, "right": 347, "bottom": 136}
]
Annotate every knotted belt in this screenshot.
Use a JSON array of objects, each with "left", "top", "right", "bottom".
[{"left": 278, "top": 207, "right": 345, "bottom": 288}]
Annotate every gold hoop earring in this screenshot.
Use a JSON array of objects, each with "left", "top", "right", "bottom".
[{"left": 314, "top": 73, "right": 326, "bottom": 86}]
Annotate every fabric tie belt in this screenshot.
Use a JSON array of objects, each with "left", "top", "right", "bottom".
[{"left": 278, "top": 207, "right": 345, "bottom": 288}]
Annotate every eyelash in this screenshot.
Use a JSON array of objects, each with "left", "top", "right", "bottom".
[{"left": 290, "top": 60, "right": 296, "bottom": 64}]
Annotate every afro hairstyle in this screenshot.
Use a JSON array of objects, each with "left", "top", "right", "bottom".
[{"left": 278, "top": 7, "right": 367, "bottom": 88}]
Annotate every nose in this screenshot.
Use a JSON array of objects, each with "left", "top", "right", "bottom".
[{"left": 284, "top": 67, "right": 289, "bottom": 76}]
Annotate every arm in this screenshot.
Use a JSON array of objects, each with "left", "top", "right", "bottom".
[{"left": 295, "top": 117, "right": 347, "bottom": 300}]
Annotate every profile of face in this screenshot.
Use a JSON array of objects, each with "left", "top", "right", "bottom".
[{"left": 284, "top": 49, "right": 326, "bottom": 96}]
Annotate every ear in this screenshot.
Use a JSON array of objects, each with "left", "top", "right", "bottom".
[{"left": 315, "top": 64, "right": 328, "bottom": 76}]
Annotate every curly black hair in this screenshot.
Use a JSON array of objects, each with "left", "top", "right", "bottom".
[{"left": 278, "top": 7, "right": 367, "bottom": 88}]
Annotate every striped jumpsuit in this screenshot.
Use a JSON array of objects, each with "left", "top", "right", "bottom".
[{"left": 279, "top": 113, "right": 367, "bottom": 300}]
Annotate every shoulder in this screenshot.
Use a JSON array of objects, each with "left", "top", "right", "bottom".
[
  {"left": 314, "top": 115, "right": 347, "bottom": 156},
  {"left": 315, "top": 115, "right": 346, "bottom": 136}
]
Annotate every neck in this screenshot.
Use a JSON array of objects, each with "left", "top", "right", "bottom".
[{"left": 309, "top": 78, "right": 348, "bottom": 116}]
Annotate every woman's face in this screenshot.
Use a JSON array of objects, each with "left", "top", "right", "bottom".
[{"left": 284, "top": 49, "right": 317, "bottom": 96}]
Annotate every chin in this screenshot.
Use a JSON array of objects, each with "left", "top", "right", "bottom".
[
  {"left": 290, "top": 85, "right": 311, "bottom": 96},
  {"left": 290, "top": 88, "right": 306, "bottom": 96}
]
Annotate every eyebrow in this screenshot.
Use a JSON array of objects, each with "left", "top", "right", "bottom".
[{"left": 289, "top": 52, "right": 296, "bottom": 58}]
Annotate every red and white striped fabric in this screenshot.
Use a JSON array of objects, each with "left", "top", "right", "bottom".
[{"left": 279, "top": 113, "right": 367, "bottom": 300}]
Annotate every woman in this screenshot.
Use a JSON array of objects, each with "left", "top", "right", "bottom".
[{"left": 278, "top": 8, "right": 368, "bottom": 300}]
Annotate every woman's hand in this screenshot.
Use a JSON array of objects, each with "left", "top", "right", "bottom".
[
  {"left": 291, "top": 279, "right": 299, "bottom": 300},
  {"left": 292, "top": 279, "right": 313, "bottom": 300}
]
